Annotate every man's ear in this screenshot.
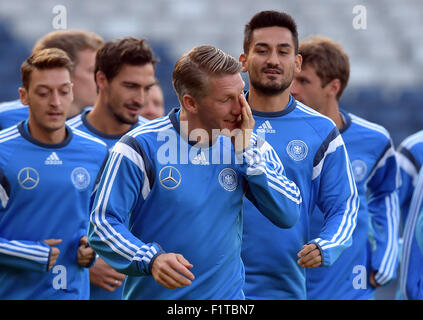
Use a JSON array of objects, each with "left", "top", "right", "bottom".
[
  {"left": 95, "top": 71, "right": 108, "bottom": 91},
  {"left": 182, "top": 94, "right": 199, "bottom": 114},
  {"left": 326, "top": 78, "right": 341, "bottom": 99},
  {"left": 295, "top": 54, "right": 303, "bottom": 74},
  {"left": 239, "top": 53, "right": 248, "bottom": 73},
  {"left": 19, "top": 87, "right": 29, "bottom": 106}
]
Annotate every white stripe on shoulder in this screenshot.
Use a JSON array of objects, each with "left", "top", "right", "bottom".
[
  {"left": 312, "top": 134, "right": 345, "bottom": 180},
  {"left": 138, "top": 115, "right": 149, "bottom": 125},
  {"left": 397, "top": 151, "right": 418, "bottom": 186},
  {"left": 0, "top": 126, "right": 20, "bottom": 143},
  {"left": 130, "top": 118, "right": 173, "bottom": 138},
  {"left": 350, "top": 114, "right": 390, "bottom": 139},
  {"left": 296, "top": 101, "right": 338, "bottom": 127},
  {"left": 72, "top": 128, "right": 107, "bottom": 147},
  {"left": 0, "top": 124, "right": 19, "bottom": 136},
  {"left": 112, "top": 142, "right": 151, "bottom": 200},
  {"left": 365, "top": 145, "right": 396, "bottom": 185},
  {"left": 295, "top": 101, "right": 321, "bottom": 116},
  {"left": 0, "top": 101, "right": 27, "bottom": 113},
  {"left": 68, "top": 119, "right": 83, "bottom": 129},
  {"left": 128, "top": 117, "right": 171, "bottom": 136},
  {"left": 66, "top": 114, "right": 82, "bottom": 127},
  {"left": 400, "top": 130, "right": 423, "bottom": 150}
]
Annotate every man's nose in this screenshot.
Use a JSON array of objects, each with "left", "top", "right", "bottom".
[
  {"left": 133, "top": 89, "right": 146, "bottom": 106},
  {"left": 49, "top": 90, "right": 61, "bottom": 107},
  {"left": 266, "top": 49, "right": 280, "bottom": 66}
]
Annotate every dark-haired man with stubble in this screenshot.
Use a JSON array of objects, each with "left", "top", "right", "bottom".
[
  {"left": 239, "top": 10, "right": 359, "bottom": 299},
  {"left": 67, "top": 37, "right": 157, "bottom": 300}
]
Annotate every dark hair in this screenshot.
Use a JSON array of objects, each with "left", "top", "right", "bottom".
[
  {"left": 95, "top": 37, "right": 158, "bottom": 82},
  {"left": 21, "top": 48, "right": 73, "bottom": 89},
  {"left": 172, "top": 45, "right": 242, "bottom": 104},
  {"left": 299, "top": 35, "right": 350, "bottom": 100},
  {"left": 33, "top": 30, "right": 103, "bottom": 69},
  {"left": 243, "top": 10, "right": 299, "bottom": 54}
]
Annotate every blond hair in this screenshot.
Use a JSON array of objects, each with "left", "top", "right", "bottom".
[
  {"left": 172, "top": 45, "right": 242, "bottom": 104},
  {"left": 32, "top": 30, "right": 103, "bottom": 69},
  {"left": 299, "top": 35, "right": 350, "bottom": 100},
  {"left": 21, "top": 48, "right": 73, "bottom": 89}
]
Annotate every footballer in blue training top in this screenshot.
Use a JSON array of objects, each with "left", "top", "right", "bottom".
[
  {"left": 0, "top": 48, "right": 109, "bottom": 299},
  {"left": 239, "top": 11, "right": 359, "bottom": 300},
  {"left": 88, "top": 45, "right": 302, "bottom": 299},
  {"left": 68, "top": 37, "right": 157, "bottom": 300},
  {"left": 291, "top": 36, "right": 399, "bottom": 300}
]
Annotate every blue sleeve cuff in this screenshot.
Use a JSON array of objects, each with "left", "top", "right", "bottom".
[
  {"left": 308, "top": 240, "right": 325, "bottom": 267},
  {"left": 147, "top": 242, "right": 166, "bottom": 275}
]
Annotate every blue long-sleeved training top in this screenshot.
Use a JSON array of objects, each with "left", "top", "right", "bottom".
[
  {"left": 66, "top": 109, "right": 149, "bottom": 150},
  {"left": 0, "top": 99, "right": 29, "bottom": 130},
  {"left": 397, "top": 130, "right": 423, "bottom": 229},
  {"left": 241, "top": 95, "right": 359, "bottom": 300},
  {"left": 306, "top": 110, "right": 400, "bottom": 300},
  {"left": 0, "top": 121, "right": 108, "bottom": 300},
  {"left": 67, "top": 108, "right": 148, "bottom": 300},
  {"left": 399, "top": 167, "right": 423, "bottom": 300},
  {"left": 88, "top": 108, "right": 301, "bottom": 300}
]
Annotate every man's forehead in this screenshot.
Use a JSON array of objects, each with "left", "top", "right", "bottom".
[
  {"left": 30, "top": 68, "right": 72, "bottom": 87},
  {"left": 299, "top": 64, "right": 318, "bottom": 75},
  {"left": 34, "top": 81, "right": 72, "bottom": 88},
  {"left": 75, "top": 48, "right": 97, "bottom": 61},
  {"left": 115, "top": 64, "right": 155, "bottom": 81},
  {"left": 252, "top": 26, "right": 294, "bottom": 46},
  {"left": 210, "top": 74, "right": 244, "bottom": 92},
  {"left": 119, "top": 63, "right": 155, "bottom": 74}
]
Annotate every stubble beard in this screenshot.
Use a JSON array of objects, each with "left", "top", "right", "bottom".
[
  {"left": 250, "top": 68, "right": 294, "bottom": 97},
  {"left": 114, "top": 111, "right": 139, "bottom": 125},
  {"left": 107, "top": 102, "right": 140, "bottom": 125}
]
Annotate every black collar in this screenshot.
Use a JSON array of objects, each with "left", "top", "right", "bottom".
[{"left": 18, "top": 120, "right": 73, "bottom": 149}]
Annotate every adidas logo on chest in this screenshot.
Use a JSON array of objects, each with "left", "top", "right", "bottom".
[
  {"left": 45, "top": 152, "right": 63, "bottom": 165},
  {"left": 257, "top": 120, "right": 276, "bottom": 133},
  {"left": 191, "top": 151, "right": 210, "bottom": 165}
]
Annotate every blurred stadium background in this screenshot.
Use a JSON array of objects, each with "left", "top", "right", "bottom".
[
  {"left": 1, "top": 0, "right": 422, "bottom": 147},
  {"left": 0, "top": 0, "right": 421, "bottom": 299}
]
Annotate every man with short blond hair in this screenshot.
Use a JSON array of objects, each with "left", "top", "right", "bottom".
[
  {"left": 0, "top": 48, "right": 108, "bottom": 299},
  {"left": 88, "top": 45, "right": 301, "bottom": 299}
]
